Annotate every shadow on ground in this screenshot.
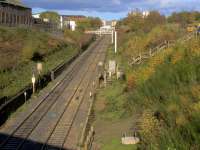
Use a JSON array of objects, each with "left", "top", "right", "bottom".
[{"left": 0, "top": 133, "right": 75, "bottom": 150}]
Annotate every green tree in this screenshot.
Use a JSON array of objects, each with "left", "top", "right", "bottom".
[
  {"left": 124, "top": 12, "right": 145, "bottom": 32},
  {"left": 77, "top": 17, "right": 102, "bottom": 31},
  {"left": 89, "top": 17, "right": 102, "bottom": 29},
  {"left": 168, "top": 11, "right": 197, "bottom": 26},
  {"left": 40, "top": 11, "right": 60, "bottom": 24},
  {"left": 145, "top": 11, "right": 166, "bottom": 32}
]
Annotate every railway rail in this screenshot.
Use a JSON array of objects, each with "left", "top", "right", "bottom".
[{"left": 0, "top": 35, "right": 110, "bottom": 150}]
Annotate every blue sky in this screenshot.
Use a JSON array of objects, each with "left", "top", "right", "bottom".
[{"left": 22, "top": 0, "right": 200, "bottom": 20}]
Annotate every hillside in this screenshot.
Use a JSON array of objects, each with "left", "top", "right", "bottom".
[{"left": 0, "top": 27, "right": 94, "bottom": 100}]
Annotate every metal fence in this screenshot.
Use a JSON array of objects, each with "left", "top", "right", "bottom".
[{"left": 129, "top": 33, "right": 195, "bottom": 66}]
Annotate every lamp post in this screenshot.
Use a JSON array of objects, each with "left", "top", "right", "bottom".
[
  {"left": 32, "top": 74, "right": 36, "bottom": 94},
  {"left": 24, "top": 91, "right": 27, "bottom": 103},
  {"left": 37, "top": 62, "right": 43, "bottom": 75},
  {"left": 37, "top": 62, "right": 42, "bottom": 89}
]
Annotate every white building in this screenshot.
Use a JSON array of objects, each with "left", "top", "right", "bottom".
[
  {"left": 32, "top": 13, "right": 50, "bottom": 22},
  {"left": 100, "top": 25, "right": 112, "bottom": 31},
  {"left": 68, "top": 21, "right": 76, "bottom": 31},
  {"left": 142, "top": 11, "right": 150, "bottom": 18},
  {"left": 102, "top": 20, "right": 106, "bottom": 26},
  {"left": 129, "top": 10, "right": 150, "bottom": 18},
  {"left": 60, "top": 16, "right": 77, "bottom": 31},
  {"left": 32, "top": 13, "right": 40, "bottom": 19}
]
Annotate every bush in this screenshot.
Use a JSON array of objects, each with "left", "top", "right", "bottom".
[{"left": 126, "top": 39, "right": 200, "bottom": 148}]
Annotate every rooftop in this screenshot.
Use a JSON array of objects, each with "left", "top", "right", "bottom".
[
  {"left": 0, "top": 0, "right": 31, "bottom": 9},
  {"left": 61, "top": 15, "right": 86, "bottom": 18}
]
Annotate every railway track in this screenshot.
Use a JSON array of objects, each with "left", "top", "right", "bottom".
[
  {"left": 42, "top": 37, "right": 109, "bottom": 150},
  {"left": 0, "top": 35, "right": 109, "bottom": 150}
]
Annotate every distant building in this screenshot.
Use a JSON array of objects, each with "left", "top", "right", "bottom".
[
  {"left": 102, "top": 20, "right": 117, "bottom": 30},
  {"left": 43, "top": 18, "right": 49, "bottom": 23},
  {"left": 61, "top": 15, "right": 86, "bottom": 21},
  {"left": 129, "top": 10, "right": 150, "bottom": 18},
  {"left": 60, "top": 15, "right": 83, "bottom": 31},
  {"left": 32, "top": 13, "right": 50, "bottom": 23},
  {"left": 102, "top": 20, "right": 106, "bottom": 26},
  {"left": 68, "top": 20, "right": 76, "bottom": 31},
  {"left": 142, "top": 11, "right": 150, "bottom": 18},
  {"left": 61, "top": 20, "right": 76, "bottom": 31},
  {"left": 32, "top": 13, "right": 57, "bottom": 31},
  {"left": 100, "top": 25, "right": 112, "bottom": 31},
  {"left": 0, "top": 0, "right": 32, "bottom": 26},
  {"left": 111, "top": 20, "right": 117, "bottom": 27},
  {"left": 32, "top": 13, "right": 40, "bottom": 19}
]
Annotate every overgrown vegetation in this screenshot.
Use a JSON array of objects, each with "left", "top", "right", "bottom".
[
  {"left": 0, "top": 26, "right": 93, "bottom": 100},
  {"left": 126, "top": 38, "right": 200, "bottom": 149},
  {"left": 40, "top": 11, "right": 60, "bottom": 24},
  {"left": 168, "top": 11, "right": 200, "bottom": 26},
  {"left": 76, "top": 17, "right": 102, "bottom": 31},
  {"left": 94, "top": 10, "right": 200, "bottom": 149}
]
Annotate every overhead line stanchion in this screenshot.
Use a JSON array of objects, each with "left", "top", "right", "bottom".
[
  {"left": 32, "top": 74, "right": 36, "bottom": 94},
  {"left": 111, "top": 30, "right": 114, "bottom": 44},
  {"left": 115, "top": 31, "right": 117, "bottom": 53}
]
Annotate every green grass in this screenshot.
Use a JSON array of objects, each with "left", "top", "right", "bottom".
[
  {"left": 96, "top": 81, "right": 128, "bottom": 120},
  {"left": 101, "top": 138, "right": 137, "bottom": 150},
  {"left": 0, "top": 45, "right": 78, "bottom": 99}
]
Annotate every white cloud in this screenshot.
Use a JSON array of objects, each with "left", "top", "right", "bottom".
[
  {"left": 112, "top": 0, "right": 121, "bottom": 5},
  {"left": 24, "top": 0, "right": 200, "bottom": 18}
]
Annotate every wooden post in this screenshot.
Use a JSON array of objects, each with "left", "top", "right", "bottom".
[
  {"left": 104, "top": 71, "right": 107, "bottom": 87},
  {"left": 149, "top": 48, "right": 152, "bottom": 57},
  {"left": 139, "top": 53, "right": 142, "bottom": 63}
]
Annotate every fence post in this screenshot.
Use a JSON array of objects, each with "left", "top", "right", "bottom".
[
  {"left": 167, "top": 41, "right": 170, "bottom": 48},
  {"left": 149, "top": 48, "right": 152, "bottom": 57},
  {"left": 139, "top": 53, "right": 142, "bottom": 63},
  {"left": 104, "top": 71, "right": 107, "bottom": 87}
]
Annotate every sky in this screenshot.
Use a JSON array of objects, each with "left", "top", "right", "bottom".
[{"left": 22, "top": 0, "right": 200, "bottom": 20}]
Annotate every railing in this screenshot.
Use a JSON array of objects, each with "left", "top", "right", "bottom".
[
  {"left": 85, "top": 30, "right": 113, "bottom": 35},
  {"left": 78, "top": 101, "right": 95, "bottom": 150},
  {"left": 129, "top": 33, "right": 195, "bottom": 66}
]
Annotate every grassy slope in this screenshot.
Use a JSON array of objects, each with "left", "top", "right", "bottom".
[
  {"left": 94, "top": 32, "right": 200, "bottom": 149},
  {"left": 130, "top": 38, "right": 200, "bottom": 149},
  {"left": 0, "top": 27, "right": 93, "bottom": 100}
]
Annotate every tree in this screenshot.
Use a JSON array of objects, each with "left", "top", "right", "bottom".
[
  {"left": 145, "top": 11, "right": 166, "bottom": 31},
  {"left": 168, "top": 11, "right": 197, "bottom": 26},
  {"left": 118, "top": 11, "right": 166, "bottom": 33},
  {"left": 89, "top": 17, "right": 102, "bottom": 29},
  {"left": 123, "top": 12, "right": 145, "bottom": 32},
  {"left": 77, "top": 17, "right": 102, "bottom": 31},
  {"left": 40, "top": 11, "right": 60, "bottom": 24}
]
